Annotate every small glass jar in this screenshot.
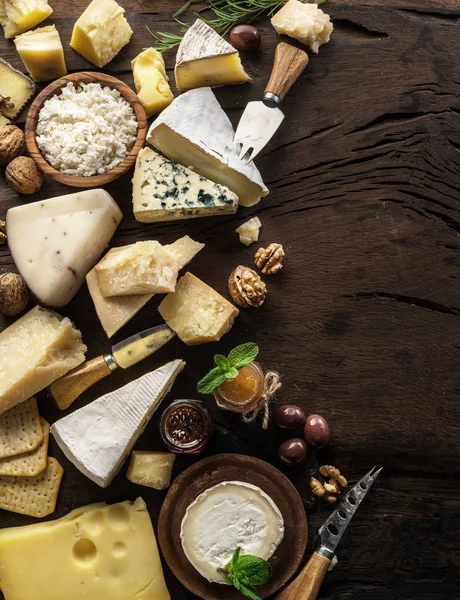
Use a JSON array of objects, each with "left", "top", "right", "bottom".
[
  {"left": 213, "top": 362, "right": 264, "bottom": 414},
  {"left": 160, "top": 399, "right": 213, "bottom": 454}
]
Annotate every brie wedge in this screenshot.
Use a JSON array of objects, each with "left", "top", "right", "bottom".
[{"left": 181, "top": 481, "right": 285, "bottom": 583}]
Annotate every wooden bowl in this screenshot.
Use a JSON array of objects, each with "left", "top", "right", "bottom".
[
  {"left": 158, "top": 454, "right": 308, "bottom": 600},
  {"left": 25, "top": 72, "right": 147, "bottom": 188}
]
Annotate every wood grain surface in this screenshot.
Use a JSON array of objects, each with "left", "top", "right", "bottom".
[{"left": 1, "top": 1, "right": 459, "bottom": 599}]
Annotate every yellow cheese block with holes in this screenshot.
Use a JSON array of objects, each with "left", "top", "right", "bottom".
[
  {"left": 14, "top": 25, "right": 67, "bottom": 82},
  {"left": 131, "top": 48, "right": 174, "bottom": 117},
  {"left": 0, "top": 497, "right": 170, "bottom": 600}
]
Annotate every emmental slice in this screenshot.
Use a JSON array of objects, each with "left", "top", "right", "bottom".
[
  {"left": 131, "top": 48, "right": 174, "bottom": 117},
  {"left": 0, "top": 0, "right": 53, "bottom": 39},
  {"left": 0, "top": 57, "right": 35, "bottom": 119},
  {"left": 127, "top": 451, "right": 176, "bottom": 490},
  {"left": 14, "top": 24, "right": 67, "bottom": 82},
  {"left": 175, "top": 19, "right": 249, "bottom": 91}
]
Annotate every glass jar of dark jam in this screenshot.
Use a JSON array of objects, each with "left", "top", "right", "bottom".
[{"left": 160, "top": 399, "right": 213, "bottom": 454}]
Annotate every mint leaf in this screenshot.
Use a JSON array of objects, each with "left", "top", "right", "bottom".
[
  {"left": 215, "top": 354, "right": 231, "bottom": 371},
  {"left": 197, "top": 367, "right": 228, "bottom": 394},
  {"left": 238, "top": 583, "right": 261, "bottom": 600},
  {"left": 225, "top": 367, "right": 239, "bottom": 380},
  {"left": 227, "top": 343, "right": 259, "bottom": 369},
  {"left": 223, "top": 549, "right": 269, "bottom": 600},
  {"left": 232, "top": 547, "right": 241, "bottom": 571},
  {"left": 197, "top": 343, "right": 259, "bottom": 395}
]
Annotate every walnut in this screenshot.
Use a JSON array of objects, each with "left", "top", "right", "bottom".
[
  {"left": 310, "top": 476, "right": 326, "bottom": 497},
  {"left": 0, "top": 219, "right": 6, "bottom": 246},
  {"left": 254, "top": 243, "right": 285, "bottom": 275},
  {"left": 5, "top": 156, "right": 43, "bottom": 194},
  {"left": 324, "top": 480, "right": 340, "bottom": 494},
  {"left": 228, "top": 265, "right": 267, "bottom": 308},
  {"left": 324, "top": 495, "right": 337, "bottom": 503},
  {"left": 0, "top": 125, "right": 25, "bottom": 167},
  {"left": 319, "top": 465, "right": 348, "bottom": 488},
  {"left": 0, "top": 273, "right": 30, "bottom": 317},
  {"left": 0, "top": 95, "right": 14, "bottom": 111}
]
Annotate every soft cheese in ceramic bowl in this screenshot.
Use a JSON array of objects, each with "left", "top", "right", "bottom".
[{"left": 180, "top": 480, "right": 285, "bottom": 583}]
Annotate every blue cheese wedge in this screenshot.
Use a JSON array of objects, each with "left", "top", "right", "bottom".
[{"left": 133, "top": 147, "right": 238, "bottom": 223}]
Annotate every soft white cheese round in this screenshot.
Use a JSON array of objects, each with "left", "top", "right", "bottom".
[{"left": 180, "top": 480, "right": 285, "bottom": 583}]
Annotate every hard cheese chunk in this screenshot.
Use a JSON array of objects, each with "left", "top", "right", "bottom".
[
  {"left": 7, "top": 189, "right": 122, "bottom": 308},
  {"left": 0, "top": 306, "right": 86, "bottom": 415},
  {"left": 236, "top": 216, "right": 262, "bottom": 246},
  {"left": 87, "top": 236, "right": 204, "bottom": 337},
  {"left": 70, "top": 0, "right": 133, "bottom": 68},
  {"left": 175, "top": 19, "right": 249, "bottom": 91},
  {"left": 0, "top": 57, "right": 35, "bottom": 119},
  {"left": 127, "top": 451, "right": 176, "bottom": 490},
  {"left": 131, "top": 48, "right": 174, "bottom": 117},
  {"left": 0, "top": 0, "right": 53, "bottom": 39},
  {"left": 158, "top": 272, "right": 238, "bottom": 345},
  {"left": 147, "top": 88, "right": 268, "bottom": 207},
  {"left": 0, "top": 497, "right": 170, "bottom": 600},
  {"left": 14, "top": 25, "right": 67, "bottom": 82},
  {"left": 271, "top": 0, "right": 333, "bottom": 53},
  {"left": 133, "top": 147, "right": 238, "bottom": 223},
  {"left": 51, "top": 361, "right": 185, "bottom": 487},
  {"left": 95, "top": 240, "right": 179, "bottom": 296}
]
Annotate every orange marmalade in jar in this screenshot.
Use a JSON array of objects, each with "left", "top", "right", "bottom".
[{"left": 214, "top": 362, "right": 264, "bottom": 413}]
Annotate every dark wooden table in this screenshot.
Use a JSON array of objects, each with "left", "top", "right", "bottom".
[{"left": 1, "top": 1, "right": 459, "bottom": 599}]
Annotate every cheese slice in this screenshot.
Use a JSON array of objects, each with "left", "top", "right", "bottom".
[
  {"left": 14, "top": 24, "right": 67, "bottom": 82},
  {"left": 131, "top": 48, "right": 174, "bottom": 117},
  {"left": 0, "top": 497, "right": 170, "bottom": 600},
  {"left": 0, "top": 57, "right": 35, "bottom": 119},
  {"left": 147, "top": 88, "right": 268, "bottom": 207},
  {"left": 127, "top": 451, "right": 176, "bottom": 490},
  {"left": 51, "top": 360, "right": 185, "bottom": 487},
  {"left": 181, "top": 481, "right": 285, "bottom": 583},
  {"left": 133, "top": 147, "right": 239, "bottom": 223},
  {"left": 7, "top": 189, "right": 122, "bottom": 308},
  {"left": 271, "top": 0, "right": 333, "bottom": 53},
  {"left": 87, "top": 236, "right": 204, "bottom": 337},
  {"left": 70, "top": 0, "right": 133, "bottom": 68},
  {"left": 0, "top": 306, "right": 87, "bottom": 415},
  {"left": 0, "top": 0, "right": 53, "bottom": 39},
  {"left": 175, "top": 19, "right": 249, "bottom": 91}
]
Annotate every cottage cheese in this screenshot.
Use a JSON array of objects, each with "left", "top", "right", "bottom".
[{"left": 36, "top": 82, "right": 138, "bottom": 177}]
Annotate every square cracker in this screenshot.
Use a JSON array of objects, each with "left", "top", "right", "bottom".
[
  {"left": 0, "top": 418, "right": 49, "bottom": 477},
  {"left": 0, "top": 398, "right": 43, "bottom": 459},
  {"left": 0, "top": 457, "right": 64, "bottom": 518}
]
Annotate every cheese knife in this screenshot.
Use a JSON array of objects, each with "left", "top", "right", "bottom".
[
  {"left": 234, "top": 42, "right": 309, "bottom": 164},
  {"left": 274, "top": 465, "right": 383, "bottom": 600},
  {"left": 48, "top": 324, "right": 176, "bottom": 410}
]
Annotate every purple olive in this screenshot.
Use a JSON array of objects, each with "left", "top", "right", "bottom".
[
  {"left": 274, "top": 405, "right": 306, "bottom": 430},
  {"left": 304, "top": 414, "right": 330, "bottom": 449},
  {"left": 229, "top": 25, "right": 262, "bottom": 52},
  {"left": 278, "top": 438, "right": 308, "bottom": 465}
]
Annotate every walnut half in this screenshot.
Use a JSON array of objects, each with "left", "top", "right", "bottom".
[
  {"left": 254, "top": 243, "right": 285, "bottom": 275},
  {"left": 228, "top": 265, "right": 267, "bottom": 308}
]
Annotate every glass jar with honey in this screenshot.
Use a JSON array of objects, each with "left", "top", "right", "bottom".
[{"left": 213, "top": 362, "right": 265, "bottom": 414}]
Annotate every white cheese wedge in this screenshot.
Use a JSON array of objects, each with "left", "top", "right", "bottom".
[
  {"left": 7, "top": 189, "right": 122, "bottom": 308},
  {"left": 51, "top": 360, "right": 185, "bottom": 487},
  {"left": 181, "top": 481, "right": 285, "bottom": 583},
  {"left": 175, "top": 19, "right": 249, "bottom": 91},
  {"left": 271, "top": 0, "right": 333, "bottom": 53},
  {"left": 147, "top": 88, "right": 268, "bottom": 207}
]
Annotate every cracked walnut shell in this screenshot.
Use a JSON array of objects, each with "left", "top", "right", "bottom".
[
  {"left": 228, "top": 265, "right": 267, "bottom": 308},
  {"left": 254, "top": 243, "right": 285, "bottom": 275},
  {"left": 0, "top": 273, "right": 29, "bottom": 317},
  {"left": 6, "top": 156, "right": 43, "bottom": 194},
  {"left": 0, "top": 125, "right": 25, "bottom": 167}
]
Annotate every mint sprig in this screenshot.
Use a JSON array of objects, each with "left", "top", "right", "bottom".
[
  {"left": 197, "top": 343, "right": 259, "bottom": 394},
  {"left": 221, "top": 548, "right": 270, "bottom": 600}
]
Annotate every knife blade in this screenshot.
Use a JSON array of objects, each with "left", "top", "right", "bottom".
[
  {"left": 48, "top": 324, "right": 176, "bottom": 410},
  {"left": 234, "top": 42, "right": 309, "bottom": 164}
]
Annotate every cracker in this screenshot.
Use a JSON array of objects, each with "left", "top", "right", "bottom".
[
  {"left": 0, "top": 418, "right": 49, "bottom": 477},
  {"left": 0, "top": 457, "right": 64, "bottom": 518},
  {"left": 0, "top": 398, "right": 43, "bottom": 459}
]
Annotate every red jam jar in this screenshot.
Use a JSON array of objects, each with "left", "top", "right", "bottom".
[{"left": 160, "top": 399, "right": 213, "bottom": 454}]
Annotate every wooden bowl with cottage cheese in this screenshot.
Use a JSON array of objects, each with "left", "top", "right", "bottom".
[{"left": 25, "top": 72, "right": 147, "bottom": 188}]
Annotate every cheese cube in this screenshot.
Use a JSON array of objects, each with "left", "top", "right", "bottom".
[
  {"left": 0, "top": 0, "right": 53, "bottom": 39},
  {"left": 131, "top": 49, "right": 174, "bottom": 117},
  {"left": 14, "top": 25, "right": 67, "bottom": 82},
  {"left": 95, "top": 240, "right": 180, "bottom": 297},
  {"left": 0, "top": 497, "right": 170, "bottom": 600},
  {"left": 271, "top": 0, "right": 333, "bottom": 53},
  {"left": 0, "top": 57, "right": 35, "bottom": 119},
  {"left": 158, "top": 272, "right": 239, "bottom": 345},
  {"left": 0, "top": 306, "right": 86, "bottom": 415},
  {"left": 127, "top": 451, "right": 176, "bottom": 490},
  {"left": 70, "top": 0, "right": 133, "bottom": 68},
  {"left": 236, "top": 216, "right": 262, "bottom": 246}
]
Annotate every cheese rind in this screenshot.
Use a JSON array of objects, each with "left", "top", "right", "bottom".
[
  {"left": 0, "top": 497, "right": 170, "bottom": 600},
  {"left": 51, "top": 360, "right": 185, "bottom": 487},
  {"left": 0, "top": 0, "right": 53, "bottom": 39},
  {"left": 0, "top": 57, "right": 35, "bottom": 119},
  {"left": 236, "top": 216, "right": 262, "bottom": 246},
  {"left": 133, "top": 147, "right": 239, "bottom": 223},
  {"left": 0, "top": 306, "right": 87, "bottom": 415},
  {"left": 7, "top": 189, "right": 122, "bottom": 308},
  {"left": 131, "top": 48, "right": 174, "bottom": 117},
  {"left": 271, "top": 0, "right": 333, "bottom": 53},
  {"left": 147, "top": 88, "right": 268, "bottom": 207},
  {"left": 14, "top": 25, "right": 67, "bottom": 82},
  {"left": 127, "top": 451, "right": 176, "bottom": 490}
]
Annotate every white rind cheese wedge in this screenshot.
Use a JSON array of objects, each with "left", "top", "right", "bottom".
[
  {"left": 175, "top": 19, "right": 249, "bottom": 91},
  {"left": 51, "top": 360, "right": 185, "bottom": 487},
  {"left": 147, "top": 88, "right": 268, "bottom": 207},
  {"left": 133, "top": 147, "right": 239, "bottom": 223},
  {"left": 181, "top": 481, "right": 285, "bottom": 583},
  {"left": 7, "top": 189, "right": 122, "bottom": 308}
]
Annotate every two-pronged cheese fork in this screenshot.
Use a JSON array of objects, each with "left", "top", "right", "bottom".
[{"left": 275, "top": 465, "right": 383, "bottom": 600}]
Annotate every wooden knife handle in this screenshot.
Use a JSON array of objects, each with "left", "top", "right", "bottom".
[
  {"left": 274, "top": 552, "right": 331, "bottom": 600},
  {"left": 48, "top": 355, "right": 112, "bottom": 410},
  {"left": 265, "top": 42, "right": 309, "bottom": 102}
]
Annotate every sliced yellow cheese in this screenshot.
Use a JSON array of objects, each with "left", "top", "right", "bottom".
[
  {"left": 0, "top": 0, "right": 52, "bottom": 39},
  {"left": 127, "top": 451, "right": 176, "bottom": 490},
  {"left": 0, "top": 57, "right": 35, "bottom": 119},
  {"left": 131, "top": 48, "right": 174, "bottom": 117},
  {"left": 0, "top": 497, "right": 170, "bottom": 600},
  {"left": 14, "top": 25, "right": 67, "bottom": 82},
  {"left": 70, "top": 0, "right": 133, "bottom": 68}
]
